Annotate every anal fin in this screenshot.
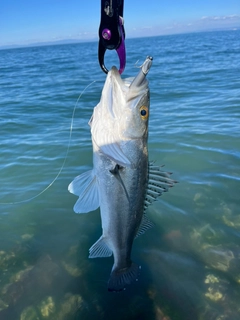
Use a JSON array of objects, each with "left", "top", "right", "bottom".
[{"left": 89, "top": 236, "right": 112, "bottom": 258}]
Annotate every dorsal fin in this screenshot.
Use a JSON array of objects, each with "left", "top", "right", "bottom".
[
  {"left": 135, "top": 214, "right": 154, "bottom": 238},
  {"left": 144, "top": 162, "right": 177, "bottom": 212}
]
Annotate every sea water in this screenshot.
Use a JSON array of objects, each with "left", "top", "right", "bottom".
[{"left": 0, "top": 30, "right": 240, "bottom": 320}]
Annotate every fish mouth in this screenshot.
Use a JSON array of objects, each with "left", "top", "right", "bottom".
[
  {"left": 109, "top": 66, "right": 124, "bottom": 90},
  {"left": 103, "top": 56, "right": 153, "bottom": 118},
  {"left": 109, "top": 56, "right": 153, "bottom": 90}
]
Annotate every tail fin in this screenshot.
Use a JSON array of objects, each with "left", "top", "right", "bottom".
[{"left": 108, "top": 263, "right": 141, "bottom": 292}]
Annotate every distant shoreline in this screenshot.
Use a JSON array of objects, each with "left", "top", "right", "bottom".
[{"left": 0, "top": 27, "right": 239, "bottom": 51}]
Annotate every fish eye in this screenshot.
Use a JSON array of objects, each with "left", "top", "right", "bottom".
[{"left": 140, "top": 106, "right": 149, "bottom": 120}]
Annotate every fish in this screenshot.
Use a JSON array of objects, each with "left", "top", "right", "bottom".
[{"left": 68, "top": 56, "right": 176, "bottom": 291}]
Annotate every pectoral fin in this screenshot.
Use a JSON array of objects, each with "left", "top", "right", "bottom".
[
  {"left": 110, "top": 164, "right": 130, "bottom": 203},
  {"left": 68, "top": 170, "right": 99, "bottom": 214}
]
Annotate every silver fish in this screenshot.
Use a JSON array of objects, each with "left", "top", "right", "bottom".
[{"left": 68, "top": 56, "right": 176, "bottom": 291}]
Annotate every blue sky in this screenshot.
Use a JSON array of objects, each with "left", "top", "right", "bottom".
[{"left": 1, "top": 0, "right": 240, "bottom": 47}]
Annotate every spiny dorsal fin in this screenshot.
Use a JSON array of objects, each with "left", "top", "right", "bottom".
[{"left": 144, "top": 162, "right": 177, "bottom": 212}]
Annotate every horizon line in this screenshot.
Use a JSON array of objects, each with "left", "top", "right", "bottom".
[{"left": 0, "top": 27, "right": 239, "bottom": 51}]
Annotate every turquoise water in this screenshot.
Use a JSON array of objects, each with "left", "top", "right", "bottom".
[{"left": 0, "top": 30, "right": 240, "bottom": 319}]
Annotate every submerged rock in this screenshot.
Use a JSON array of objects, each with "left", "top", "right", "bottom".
[
  {"left": 222, "top": 214, "right": 240, "bottom": 229},
  {"left": 205, "top": 288, "right": 223, "bottom": 301},
  {"left": 38, "top": 296, "right": 55, "bottom": 318},
  {"left": 2, "top": 255, "right": 60, "bottom": 306},
  {"left": 0, "top": 250, "right": 16, "bottom": 270},
  {"left": 61, "top": 261, "right": 82, "bottom": 277},
  {"left": 0, "top": 298, "right": 8, "bottom": 312},
  {"left": 9, "top": 266, "right": 34, "bottom": 283},
  {"left": 54, "top": 293, "right": 83, "bottom": 320},
  {"left": 61, "top": 244, "right": 89, "bottom": 278},
  {"left": 201, "top": 273, "right": 240, "bottom": 320},
  {"left": 20, "top": 306, "right": 40, "bottom": 320},
  {"left": 21, "top": 234, "right": 34, "bottom": 240},
  {"left": 200, "top": 245, "right": 234, "bottom": 272}
]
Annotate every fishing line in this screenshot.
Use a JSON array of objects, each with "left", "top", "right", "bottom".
[{"left": 0, "top": 80, "right": 97, "bottom": 205}]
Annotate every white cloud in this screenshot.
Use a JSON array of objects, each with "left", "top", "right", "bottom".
[
  {"left": 201, "top": 14, "right": 240, "bottom": 22},
  {"left": 127, "top": 14, "right": 240, "bottom": 39}
]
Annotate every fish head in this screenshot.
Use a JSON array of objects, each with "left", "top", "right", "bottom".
[
  {"left": 91, "top": 57, "right": 152, "bottom": 140},
  {"left": 109, "top": 59, "right": 151, "bottom": 140},
  {"left": 90, "top": 57, "right": 152, "bottom": 166}
]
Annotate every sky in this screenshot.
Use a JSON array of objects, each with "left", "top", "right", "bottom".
[{"left": 1, "top": 0, "right": 240, "bottom": 48}]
